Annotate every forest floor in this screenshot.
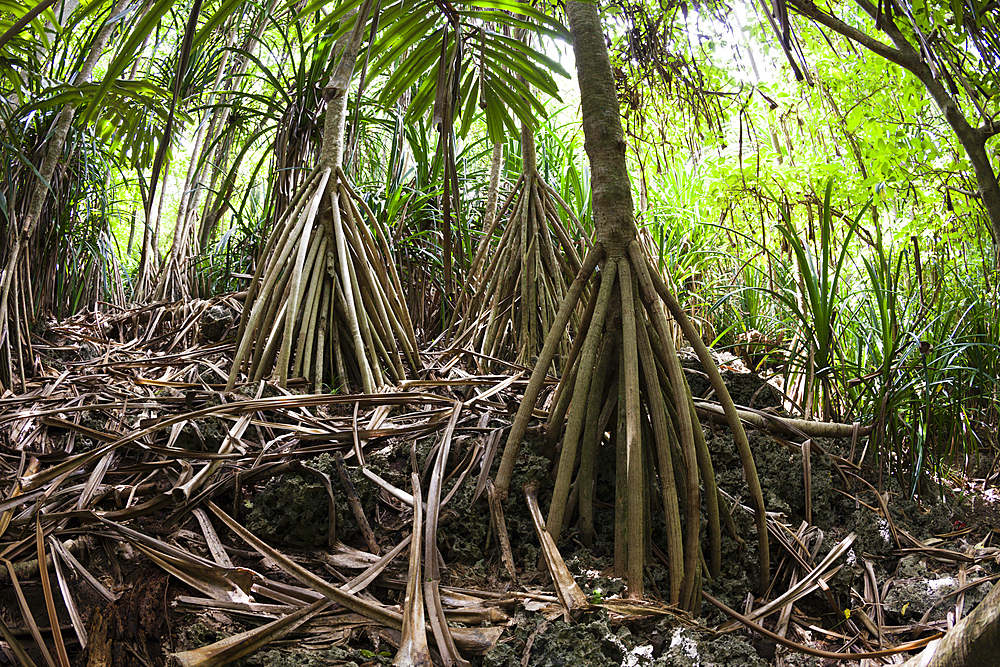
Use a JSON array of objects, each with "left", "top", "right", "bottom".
[{"left": 2, "top": 298, "right": 999, "bottom": 667}]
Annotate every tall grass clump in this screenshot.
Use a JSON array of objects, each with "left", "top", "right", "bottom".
[
  {"left": 708, "top": 179, "right": 1000, "bottom": 498},
  {"left": 848, "top": 217, "right": 1000, "bottom": 496},
  {"left": 774, "top": 180, "right": 866, "bottom": 421},
  {"left": 710, "top": 252, "right": 794, "bottom": 369},
  {"left": 711, "top": 180, "right": 864, "bottom": 418}
]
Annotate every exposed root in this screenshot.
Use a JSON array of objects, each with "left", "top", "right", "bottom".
[
  {"left": 450, "top": 123, "right": 589, "bottom": 374},
  {"left": 496, "top": 242, "right": 769, "bottom": 610}
]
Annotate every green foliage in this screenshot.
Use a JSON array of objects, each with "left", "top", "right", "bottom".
[
  {"left": 699, "top": 173, "right": 998, "bottom": 493},
  {"left": 1, "top": 0, "right": 997, "bottom": 497},
  {"left": 775, "top": 180, "right": 867, "bottom": 419},
  {"left": 31, "top": 80, "right": 178, "bottom": 171},
  {"left": 641, "top": 161, "right": 717, "bottom": 285}
]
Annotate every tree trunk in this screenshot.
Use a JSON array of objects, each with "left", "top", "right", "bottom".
[
  {"left": 494, "top": 0, "right": 771, "bottom": 609},
  {"left": 566, "top": 0, "right": 635, "bottom": 256},
  {"left": 899, "top": 581, "right": 1000, "bottom": 667},
  {"left": 918, "top": 76, "right": 1000, "bottom": 245},
  {"left": 228, "top": 1, "right": 420, "bottom": 393},
  {"left": 0, "top": 0, "right": 131, "bottom": 389}
]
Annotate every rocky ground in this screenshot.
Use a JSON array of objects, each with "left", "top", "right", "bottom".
[
  {"left": 175, "top": 399, "right": 999, "bottom": 667},
  {"left": 2, "top": 306, "right": 998, "bottom": 667}
]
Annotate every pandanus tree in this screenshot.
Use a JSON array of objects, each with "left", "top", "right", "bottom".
[
  {"left": 358, "top": 0, "right": 567, "bottom": 327},
  {"left": 184, "top": 3, "right": 337, "bottom": 298},
  {"left": 0, "top": 0, "right": 157, "bottom": 390},
  {"left": 0, "top": 0, "right": 258, "bottom": 384},
  {"left": 227, "top": 0, "right": 421, "bottom": 393},
  {"left": 149, "top": 47, "right": 229, "bottom": 303},
  {"left": 227, "top": 0, "right": 567, "bottom": 392},
  {"left": 149, "top": 46, "right": 234, "bottom": 303},
  {"left": 450, "top": 100, "right": 589, "bottom": 373},
  {"left": 149, "top": 0, "right": 278, "bottom": 302},
  {"left": 494, "top": 0, "right": 770, "bottom": 609}
]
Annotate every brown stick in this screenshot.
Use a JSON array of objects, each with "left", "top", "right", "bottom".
[
  {"left": 486, "top": 480, "right": 517, "bottom": 581},
  {"left": 334, "top": 452, "right": 380, "bottom": 556},
  {"left": 704, "top": 591, "right": 940, "bottom": 661}
]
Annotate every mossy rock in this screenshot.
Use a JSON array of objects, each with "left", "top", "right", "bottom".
[
  {"left": 685, "top": 368, "right": 782, "bottom": 410},
  {"left": 655, "top": 628, "right": 768, "bottom": 667},
  {"left": 245, "top": 470, "right": 335, "bottom": 548},
  {"left": 483, "top": 611, "right": 626, "bottom": 667},
  {"left": 175, "top": 417, "right": 229, "bottom": 451},
  {"left": 241, "top": 647, "right": 384, "bottom": 667},
  {"left": 244, "top": 453, "right": 378, "bottom": 548}
]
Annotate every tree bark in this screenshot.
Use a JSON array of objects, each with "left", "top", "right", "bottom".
[
  {"left": 566, "top": 0, "right": 635, "bottom": 257},
  {"left": 899, "top": 581, "right": 1000, "bottom": 667}
]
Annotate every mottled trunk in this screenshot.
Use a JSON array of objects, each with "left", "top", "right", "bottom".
[
  {"left": 0, "top": 0, "right": 130, "bottom": 388},
  {"left": 565, "top": 0, "right": 636, "bottom": 256}
]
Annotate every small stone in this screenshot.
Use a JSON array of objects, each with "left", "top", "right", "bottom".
[{"left": 200, "top": 305, "right": 233, "bottom": 341}]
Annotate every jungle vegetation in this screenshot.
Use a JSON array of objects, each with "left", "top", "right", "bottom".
[{"left": 1, "top": 0, "right": 999, "bottom": 626}]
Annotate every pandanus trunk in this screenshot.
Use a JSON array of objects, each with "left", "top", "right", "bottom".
[
  {"left": 494, "top": 0, "right": 771, "bottom": 610},
  {"left": 228, "top": 2, "right": 419, "bottom": 393},
  {"left": 451, "top": 119, "right": 587, "bottom": 373},
  {"left": 0, "top": 0, "right": 131, "bottom": 390}
]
